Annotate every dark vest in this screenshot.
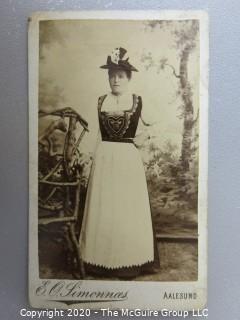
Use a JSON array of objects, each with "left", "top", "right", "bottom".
[{"left": 98, "top": 94, "right": 142, "bottom": 143}]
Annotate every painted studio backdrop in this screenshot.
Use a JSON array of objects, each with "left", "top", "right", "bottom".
[{"left": 38, "top": 19, "right": 199, "bottom": 281}]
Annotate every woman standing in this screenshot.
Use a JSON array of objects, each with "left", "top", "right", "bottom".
[{"left": 79, "top": 47, "right": 159, "bottom": 278}]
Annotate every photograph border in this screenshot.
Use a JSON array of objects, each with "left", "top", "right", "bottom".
[{"left": 28, "top": 10, "right": 208, "bottom": 310}]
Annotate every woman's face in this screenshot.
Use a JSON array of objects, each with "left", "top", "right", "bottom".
[{"left": 109, "top": 70, "right": 130, "bottom": 95}]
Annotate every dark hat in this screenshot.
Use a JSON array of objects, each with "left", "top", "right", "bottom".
[{"left": 100, "top": 47, "right": 138, "bottom": 72}]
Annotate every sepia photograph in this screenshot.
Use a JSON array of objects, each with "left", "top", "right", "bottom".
[{"left": 29, "top": 10, "right": 208, "bottom": 310}]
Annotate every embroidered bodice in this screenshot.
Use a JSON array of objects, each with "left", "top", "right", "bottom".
[{"left": 98, "top": 94, "right": 142, "bottom": 141}]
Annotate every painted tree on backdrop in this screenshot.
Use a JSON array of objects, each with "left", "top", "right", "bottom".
[{"left": 142, "top": 20, "right": 199, "bottom": 172}]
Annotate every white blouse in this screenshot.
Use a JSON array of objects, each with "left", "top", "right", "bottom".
[{"left": 101, "top": 91, "right": 134, "bottom": 112}]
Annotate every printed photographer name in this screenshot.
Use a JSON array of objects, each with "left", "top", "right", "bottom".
[{"left": 35, "top": 280, "right": 128, "bottom": 300}]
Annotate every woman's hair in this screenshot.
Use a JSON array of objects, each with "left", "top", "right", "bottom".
[{"left": 108, "top": 69, "right": 132, "bottom": 80}]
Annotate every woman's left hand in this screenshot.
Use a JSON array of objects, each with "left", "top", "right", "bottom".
[{"left": 133, "top": 132, "right": 151, "bottom": 148}]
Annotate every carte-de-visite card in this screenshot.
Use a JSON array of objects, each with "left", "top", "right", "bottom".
[{"left": 28, "top": 10, "right": 208, "bottom": 311}]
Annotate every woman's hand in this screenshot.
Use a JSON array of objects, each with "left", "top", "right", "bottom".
[
  {"left": 77, "top": 153, "right": 91, "bottom": 167},
  {"left": 133, "top": 132, "right": 151, "bottom": 148}
]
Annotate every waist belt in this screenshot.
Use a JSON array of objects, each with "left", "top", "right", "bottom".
[{"left": 102, "top": 137, "right": 134, "bottom": 143}]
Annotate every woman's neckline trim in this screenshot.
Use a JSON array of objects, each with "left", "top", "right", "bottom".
[{"left": 99, "top": 94, "right": 139, "bottom": 113}]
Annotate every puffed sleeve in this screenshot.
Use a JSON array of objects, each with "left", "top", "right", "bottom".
[
  {"left": 139, "top": 96, "right": 156, "bottom": 126},
  {"left": 135, "top": 96, "right": 155, "bottom": 137},
  {"left": 134, "top": 96, "right": 154, "bottom": 146}
]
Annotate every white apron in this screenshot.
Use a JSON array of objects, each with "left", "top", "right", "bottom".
[{"left": 79, "top": 93, "right": 154, "bottom": 268}]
